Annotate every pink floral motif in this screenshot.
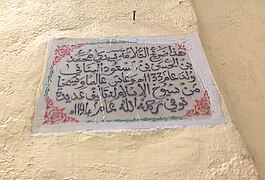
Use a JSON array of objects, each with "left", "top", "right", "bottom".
[
  {"left": 176, "top": 43, "right": 186, "bottom": 51},
  {"left": 43, "top": 97, "right": 79, "bottom": 125},
  {"left": 52, "top": 44, "right": 83, "bottom": 66},
  {"left": 185, "top": 91, "right": 212, "bottom": 117}
]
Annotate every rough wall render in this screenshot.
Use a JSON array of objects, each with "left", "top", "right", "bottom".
[
  {"left": 0, "top": 0, "right": 260, "bottom": 179},
  {"left": 192, "top": 0, "right": 265, "bottom": 179}
]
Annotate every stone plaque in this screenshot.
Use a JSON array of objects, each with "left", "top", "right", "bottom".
[{"left": 32, "top": 32, "right": 227, "bottom": 133}]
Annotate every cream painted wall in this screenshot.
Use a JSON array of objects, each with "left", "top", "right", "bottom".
[
  {"left": 0, "top": 0, "right": 259, "bottom": 179},
  {"left": 192, "top": 0, "right": 265, "bottom": 179}
]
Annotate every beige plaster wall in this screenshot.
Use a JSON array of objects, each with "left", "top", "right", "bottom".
[
  {"left": 192, "top": 0, "right": 265, "bottom": 179},
  {"left": 0, "top": 0, "right": 260, "bottom": 179}
]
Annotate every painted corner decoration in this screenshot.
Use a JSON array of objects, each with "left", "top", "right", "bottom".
[{"left": 32, "top": 32, "right": 227, "bottom": 133}]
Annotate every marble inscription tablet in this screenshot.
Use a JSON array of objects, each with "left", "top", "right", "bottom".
[{"left": 32, "top": 32, "right": 227, "bottom": 133}]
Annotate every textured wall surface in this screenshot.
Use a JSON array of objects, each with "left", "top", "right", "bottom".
[
  {"left": 0, "top": 0, "right": 260, "bottom": 179},
  {"left": 192, "top": 0, "right": 265, "bottom": 179}
]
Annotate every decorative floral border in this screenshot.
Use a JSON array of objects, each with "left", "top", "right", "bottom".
[
  {"left": 185, "top": 91, "right": 212, "bottom": 117},
  {"left": 176, "top": 42, "right": 186, "bottom": 51},
  {"left": 43, "top": 97, "right": 79, "bottom": 125},
  {"left": 43, "top": 43, "right": 83, "bottom": 125},
  {"left": 53, "top": 44, "right": 83, "bottom": 66}
]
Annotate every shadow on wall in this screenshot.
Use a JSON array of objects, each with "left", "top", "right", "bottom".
[{"left": 192, "top": 0, "right": 265, "bottom": 179}]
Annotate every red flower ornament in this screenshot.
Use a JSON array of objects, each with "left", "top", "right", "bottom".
[
  {"left": 185, "top": 91, "right": 212, "bottom": 117},
  {"left": 43, "top": 97, "right": 79, "bottom": 125},
  {"left": 52, "top": 44, "right": 83, "bottom": 66}
]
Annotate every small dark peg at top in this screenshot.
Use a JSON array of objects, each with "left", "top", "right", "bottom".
[{"left": 133, "top": 10, "right": 136, "bottom": 21}]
